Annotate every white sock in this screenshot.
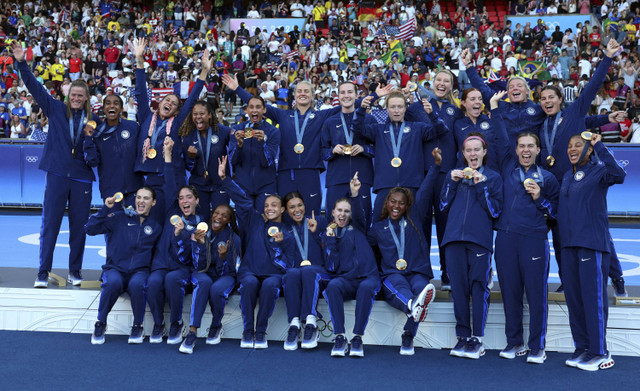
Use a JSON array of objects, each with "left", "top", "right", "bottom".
[
  {"left": 290, "top": 317, "right": 301, "bottom": 329},
  {"left": 473, "top": 336, "right": 483, "bottom": 343},
  {"left": 305, "top": 315, "right": 317, "bottom": 327},
  {"left": 407, "top": 299, "right": 413, "bottom": 312}
]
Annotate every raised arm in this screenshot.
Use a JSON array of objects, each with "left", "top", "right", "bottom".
[
  {"left": 134, "top": 38, "right": 152, "bottom": 121},
  {"left": 12, "top": 41, "right": 61, "bottom": 116}
]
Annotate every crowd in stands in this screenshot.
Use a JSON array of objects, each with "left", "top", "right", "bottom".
[{"left": 1, "top": 0, "right": 640, "bottom": 142}]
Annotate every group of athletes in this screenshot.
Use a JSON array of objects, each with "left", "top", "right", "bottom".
[{"left": 11, "top": 34, "right": 627, "bottom": 371}]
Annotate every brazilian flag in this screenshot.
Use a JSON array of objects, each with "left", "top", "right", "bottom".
[
  {"left": 519, "top": 60, "right": 551, "bottom": 82},
  {"left": 382, "top": 41, "right": 404, "bottom": 64}
]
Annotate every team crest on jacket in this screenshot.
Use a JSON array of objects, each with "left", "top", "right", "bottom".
[
  {"left": 309, "top": 113, "right": 315, "bottom": 119},
  {"left": 574, "top": 171, "right": 585, "bottom": 181},
  {"left": 526, "top": 107, "right": 536, "bottom": 115},
  {"left": 121, "top": 130, "right": 130, "bottom": 139},
  {"left": 446, "top": 107, "right": 455, "bottom": 115},
  {"left": 480, "top": 122, "right": 489, "bottom": 130},
  {"left": 144, "top": 226, "right": 153, "bottom": 235},
  {"left": 403, "top": 126, "right": 411, "bottom": 133},
  {"left": 211, "top": 135, "right": 219, "bottom": 144}
]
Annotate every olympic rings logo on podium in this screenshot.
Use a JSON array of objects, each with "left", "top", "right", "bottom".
[
  {"left": 25, "top": 156, "right": 39, "bottom": 163},
  {"left": 618, "top": 160, "right": 629, "bottom": 168}
]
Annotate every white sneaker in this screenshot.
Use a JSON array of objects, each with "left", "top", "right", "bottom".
[
  {"left": 67, "top": 272, "right": 83, "bottom": 286},
  {"left": 410, "top": 283, "right": 436, "bottom": 322},
  {"left": 499, "top": 344, "right": 527, "bottom": 359},
  {"left": 527, "top": 349, "right": 546, "bottom": 364},
  {"left": 576, "top": 353, "right": 614, "bottom": 371}
]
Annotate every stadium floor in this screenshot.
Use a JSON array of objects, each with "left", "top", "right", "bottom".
[{"left": 1, "top": 211, "right": 639, "bottom": 286}]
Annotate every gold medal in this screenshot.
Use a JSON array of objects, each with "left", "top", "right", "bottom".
[
  {"left": 328, "top": 222, "right": 338, "bottom": 230},
  {"left": 113, "top": 192, "right": 124, "bottom": 203},
  {"left": 408, "top": 82, "right": 418, "bottom": 92},
  {"left": 294, "top": 143, "right": 304, "bottom": 154},
  {"left": 147, "top": 148, "right": 157, "bottom": 159},
  {"left": 391, "top": 157, "right": 402, "bottom": 167},
  {"left": 300, "top": 260, "right": 311, "bottom": 266},
  {"left": 196, "top": 222, "right": 209, "bottom": 232},
  {"left": 462, "top": 167, "right": 474, "bottom": 179},
  {"left": 267, "top": 226, "right": 279, "bottom": 237},
  {"left": 203, "top": 171, "right": 209, "bottom": 180},
  {"left": 71, "top": 148, "right": 75, "bottom": 157},
  {"left": 86, "top": 120, "right": 97, "bottom": 130},
  {"left": 244, "top": 129, "right": 253, "bottom": 139},
  {"left": 396, "top": 259, "right": 407, "bottom": 271},
  {"left": 343, "top": 144, "right": 352, "bottom": 155},
  {"left": 169, "top": 215, "right": 181, "bottom": 225},
  {"left": 546, "top": 155, "right": 555, "bottom": 167},
  {"left": 581, "top": 131, "right": 593, "bottom": 141},
  {"left": 523, "top": 178, "right": 535, "bottom": 188}
]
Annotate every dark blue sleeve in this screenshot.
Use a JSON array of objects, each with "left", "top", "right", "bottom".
[
  {"left": 474, "top": 175, "right": 502, "bottom": 219},
  {"left": 135, "top": 68, "right": 152, "bottom": 122},
  {"left": 585, "top": 114, "right": 610, "bottom": 129},
  {"left": 413, "top": 164, "right": 438, "bottom": 221},
  {"left": 466, "top": 66, "right": 496, "bottom": 106},
  {"left": 535, "top": 173, "right": 559, "bottom": 222},
  {"left": 83, "top": 136, "right": 99, "bottom": 167},
  {"left": 595, "top": 142, "right": 627, "bottom": 186},
  {"left": 439, "top": 175, "right": 459, "bottom": 213},
  {"left": 85, "top": 205, "right": 117, "bottom": 236},
  {"left": 570, "top": 56, "right": 612, "bottom": 117},
  {"left": 352, "top": 106, "right": 377, "bottom": 142}
]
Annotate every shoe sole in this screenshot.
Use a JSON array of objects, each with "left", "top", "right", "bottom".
[
  {"left": 128, "top": 337, "right": 144, "bottom": 344},
  {"left": 254, "top": 343, "right": 268, "bottom": 349},
  {"left": 301, "top": 340, "right": 318, "bottom": 349},
  {"left": 462, "top": 349, "right": 485, "bottom": 359},
  {"left": 577, "top": 357, "right": 615, "bottom": 371},
  {"left": 34, "top": 282, "right": 48, "bottom": 288},
  {"left": 499, "top": 346, "right": 527, "bottom": 359},
  {"left": 331, "top": 349, "right": 347, "bottom": 357},
  {"left": 206, "top": 337, "right": 222, "bottom": 345},
  {"left": 400, "top": 348, "right": 415, "bottom": 356},
  {"left": 349, "top": 350, "right": 364, "bottom": 357},
  {"left": 527, "top": 355, "right": 546, "bottom": 364},
  {"left": 411, "top": 284, "right": 436, "bottom": 322},
  {"left": 240, "top": 342, "right": 254, "bottom": 348},
  {"left": 450, "top": 349, "right": 465, "bottom": 357},
  {"left": 179, "top": 345, "right": 194, "bottom": 354},
  {"left": 149, "top": 337, "right": 163, "bottom": 344},
  {"left": 167, "top": 338, "right": 183, "bottom": 345},
  {"left": 91, "top": 337, "right": 105, "bottom": 345},
  {"left": 283, "top": 342, "right": 298, "bottom": 351}
]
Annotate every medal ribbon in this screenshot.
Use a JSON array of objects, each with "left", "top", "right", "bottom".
[
  {"left": 196, "top": 127, "right": 213, "bottom": 171},
  {"left": 68, "top": 110, "right": 86, "bottom": 150},
  {"left": 291, "top": 222, "right": 309, "bottom": 262},
  {"left": 389, "top": 122, "right": 405, "bottom": 161},
  {"left": 94, "top": 121, "right": 119, "bottom": 138},
  {"left": 294, "top": 110, "right": 312, "bottom": 145},
  {"left": 542, "top": 112, "right": 562, "bottom": 158},
  {"left": 388, "top": 217, "right": 405, "bottom": 260},
  {"left": 340, "top": 112, "right": 354, "bottom": 145},
  {"left": 518, "top": 165, "right": 544, "bottom": 186}
]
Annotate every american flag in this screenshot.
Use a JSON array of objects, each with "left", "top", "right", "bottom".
[
  {"left": 286, "top": 50, "right": 299, "bottom": 61},
  {"left": 383, "top": 17, "right": 416, "bottom": 42},
  {"left": 127, "top": 87, "right": 174, "bottom": 105}
]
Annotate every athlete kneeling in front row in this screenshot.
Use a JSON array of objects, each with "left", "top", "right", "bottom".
[
  {"left": 178, "top": 204, "right": 242, "bottom": 354},
  {"left": 86, "top": 187, "right": 161, "bottom": 344},
  {"left": 219, "top": 155, "right": 296, "bottom": 349},
  {"left": 320, "top": 174, "right": 381, "bottom": 357},
  {"left": 366, "top": 149, "right": 441, "bottom": 355}
]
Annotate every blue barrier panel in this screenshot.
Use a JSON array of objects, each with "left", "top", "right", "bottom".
[
  {"left": 1, "top": 143, "right": 639, "bottom": 214},
  {"left": 608, "top": 145, "right": 640, "bottom": 215},
  {"left": 20, "top": 145, "right": 46, "bottom": 205},
  {"left": 0, "top": 145, "right": 21, "bottom": 205},
  {"left": 507, "top": 14, "right": 594, "bottom": 38}
]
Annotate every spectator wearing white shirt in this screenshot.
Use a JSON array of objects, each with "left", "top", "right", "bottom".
[
  {"left": 578, "top": 56, "right": 592, "bottom": 77},
  {"left": 290, "top": 2, "right": 305, "bottom": 17}
]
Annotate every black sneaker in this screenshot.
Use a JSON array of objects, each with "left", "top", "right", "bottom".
[
  {"left": 301, "top": 324, "right": 319, "bottom": 349},
  {"left": 149, "top": 323, "right": 165, "bottom": 343},
  {"left": 67, "top": 271, "right": 83, "bottom": 286},
  {"left": 179, "top": 331, "right": 197, "bottom": 354},
  {"left": 462, "top": 337, "right": 485, "bottom": 359},
  {"left": 240, "top": 330, "right": 254, "bottom": 348},
  {"left": 206, "top": 325, "right": 222, "bottom": 345},
  {"left": 283, "top": 325, "right": 299, "bottom": 351},
  {"left": 167, "top": 320, "right": 184, "bottom": 345},
  {"left": 331, "top": 335, "right": 348, "bottom": 357},
  {"left": 349, "top": 335, "right": 364, "bottom": 357},
  {"left": 254, "top": 331, "right": 268, "bottom": 349},
  {"left": 400, "top": 331, "right": 414, "bottom": 355},
  {"left": 611, "top": 278, "right": 628, "bottom": 298},
  {"left": 128, "top": 324, "right": 144, "bottom": 344},
  {"left": 34, "top": 272, "right": 49, "bottom": 288},
  {"left": 450, "top": 337, "right": 468, "bottom": 357},
  {"left": 91, "top": 321, "right": 106, "bottom": 345},
  {"left": 441, "top": 272, "right": 451, "bottom": 291}
]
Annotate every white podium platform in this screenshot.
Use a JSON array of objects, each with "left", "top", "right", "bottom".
[{"left": 1, "top": 285, "right": 639, "bottom": 356}]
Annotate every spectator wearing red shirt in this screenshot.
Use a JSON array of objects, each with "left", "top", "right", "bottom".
[
  {"left": 103, "top": 41, "right": 120, "bottom": 71},
  {"left": 69, "top": 51, "right": 83, "bottom": 81},
  {"left": 589, "top": 26, "right": 602, "bottom": 49}
]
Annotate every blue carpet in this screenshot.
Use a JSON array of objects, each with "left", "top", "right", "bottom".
[{"left": 1, "top": 330, "right": 639, "bottom": 390}]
